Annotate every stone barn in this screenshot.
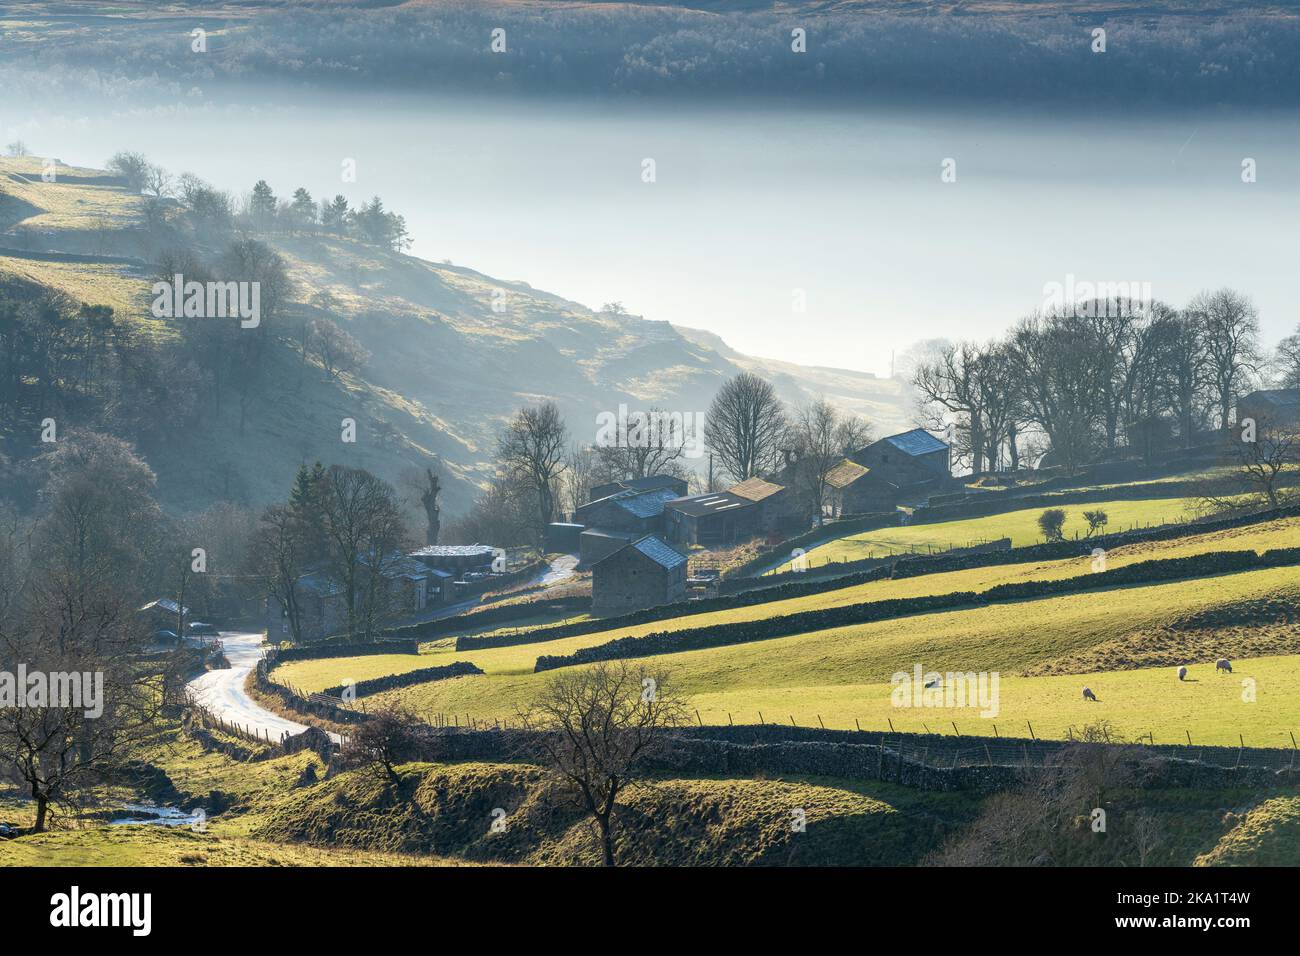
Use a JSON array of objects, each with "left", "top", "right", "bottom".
[
  {"left": 727, "top": 476, "right": 794, "bottom": 532},
  {"left": 1239, "top": 389, "right": 1300, "bottom": 429},
  {"left": 409, "top": 544, "right": 498, "bottom": 575},
  {"left": 852, "top": 428, "right": 951, "bottom": 484},
  {"left": 663, "top": 491, "right": 759, "bottom": 547},
  {"left": 573, "top": 486, "right": 680, "bottom": 536},
  {"left": 823, "top": 458, "right": 901, "bottom": 517},
  {"left": 591, "top": 535, "right": 688, "bottom": 614},
  {"left": 589, "top": 474, "right": 689, "bottom": 502}
]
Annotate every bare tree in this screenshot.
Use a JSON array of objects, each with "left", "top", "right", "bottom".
[
  {"left": 524, "top": 661, "right": 687, "bottom": 866},
  {"left": 497, "top": 401, "right": 568, "bottom": 540},
  {"left": 704, "top": 372, "right": 787, "bottom": 483},
  {"left": 1006, "top": 314, "right": 1107, "bottom": 475},
  {"left": 308, "top": 317, "right": 370, "bottom": 381},
  {"left": 1203, "top": 416, "right": 1300, "bottom": 512},
  {"left": 342, "top": 704, "right": 422, "bottom": 787},
  {"left": 1189, "top": 288, "right": 1261, "bottom": 431},
  {"left": 255, "top": 504, "right": 306, "bottom": 644},
  {"left": 320, "top": 466, "right": 409, "bottom": 639},
  {"left": 592, "top": 406, "right": 692, "bottom": 482},
  {"left": 563, "top": 444, "right": 597, "bottom": 515},
  {"left": 416, "top": 467, "right": 442, "bottom": 546},
  {"left": 789, "top": 398, "right": 872, "bottom": 524},
  {"left": 1163, "top": 310, "right": 1212, "bottom": 448},
  {"left": 1273, "top": 328, "right": 1300, "bottom": 393}
]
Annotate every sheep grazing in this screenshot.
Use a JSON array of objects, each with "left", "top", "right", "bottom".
[
  {"left": 1216, "top": 658, "right": 1233, "bottom": 674},
  {"left": 1178, "top": 666, "right": 1187, "bottom": 681},
  {"left": 1083, "top": 687, "right": 1098, "bottom": 701}
]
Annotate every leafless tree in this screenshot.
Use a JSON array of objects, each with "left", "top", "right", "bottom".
[
  {"left": 704, "top": 372, "right": 787, "bottom": 482},
  {"left": 0, "top": 434, "right": 164, "bottom": 832},
  {"left": 342, "top": 703, "right": 422, "bottom": 787},
  {"left": 914, "top": 341, "right": 1018, "bottom": 473},
  {"left": 524, "top": 661, "right": 687, "bottom": 866},
  {"left": 308, "top": 317, "right": 370, "bottom": 381},
  {"left": 931, "top": 725, "right": 1142, "bottom": 866},
  {"left": 563, "top": 444, "right": 597, "bottom": 515},
  {"left": 1202, "top": 416, "right": 1300, "bottom": 512},
  {"left": 789, "top": 398, "right": 872, "bottom": 524},
  {"left": 320, "top": 466, "right": 410, "bottom": 639},
  {"left": 592, "top": 405, "right": 692, "bottom": 483},
  {"left": 1162, "top": 310, "right": 1213, "bottom": 448},
  {"left": 1006, "top": 314, "right": 1107, "bottom": 475},
  {"left": 1189, "top": 288, "right": 1261, "bottom": 432},
  {"left": 255, "top": 504, "right": 307, "bottom": 644},
  {"left": 497, "top": 401, "right": 568, "bottom": 539},
  {"left": 1272, "top": 329, "right": 1300, "bottom": 393}
]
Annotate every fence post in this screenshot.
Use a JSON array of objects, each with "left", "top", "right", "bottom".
[
  {"left": 951, "top": 721, "right": 960, "bottom": 737},
  {"left": 887, "top": 718, "right": 895, "bottom": 733},
  {"left": 695, "top": 709, "right": 703, "bottom": 726},
  {"left": 758, "top": 711, "right": 764, "bottom": 725},
  {"left": 855, "top": 718, "right": 861, "bottom": 732},
  {"left": 1027, "top": 721, "right": 1036, "bottom": 740}
]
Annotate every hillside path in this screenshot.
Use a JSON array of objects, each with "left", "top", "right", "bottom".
[{"left": 186, "top": 632, "right": 339, "bottom": 744}]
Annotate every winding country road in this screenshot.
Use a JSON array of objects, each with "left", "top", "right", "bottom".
[{"left": 186, "top": 631, "right": 321, "bottom": 743}]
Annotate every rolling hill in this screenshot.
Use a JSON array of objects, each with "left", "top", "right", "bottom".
[{"left": 0, "top": 155, "right": 913, "bottom": 516}]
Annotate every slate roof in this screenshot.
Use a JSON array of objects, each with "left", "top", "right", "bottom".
[
  {"left": 619, "top": 475, "right": 687, "bottom": 493},
  {"left": 612, "top": 487, "right": 681, "bottom": 518},
  {"left": 631, "top": 535, "right": 688, "bottom": 570},
  {"left": 409, "top": 544, "right": 498, "bottom": 558},
  {"left": 1243, "top": 389, "right": 1300, "bottom": 409},
  {"left": 882, "top": 428, "right": 948, "bottom": 458},
  {"left": 665, "top": 492, "right": 753, "bottom": 517},
  {"left": 580, "top": 527, "right": 638, "bottom": 541},
  {"left": 139, "top": 598, "right": 189, "bottom": 616},
  {"left": 824, "top": 459, "right": 870, "bottom": 489},
  {"left": 729, "top": 476, "right": 784, "bottom": 502}
]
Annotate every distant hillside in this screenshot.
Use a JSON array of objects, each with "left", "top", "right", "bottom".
[{"left": 0, "top": 156, "right": 914, "bottom": 517}]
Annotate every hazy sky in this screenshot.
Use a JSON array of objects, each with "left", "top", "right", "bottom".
[{"left": 8, "top": 89, "right": 1298, "bottom": 376}]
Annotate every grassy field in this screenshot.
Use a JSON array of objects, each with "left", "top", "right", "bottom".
[
  {"left": 0, "top": 825, "right": 461, "bottom": 866},
  {"left": 322, "top": 562, "right": 1300, "bottom": 747},
  {"left": 0, "top": 157, "right": 143, "bottom": 230},
  {"left": 1194, "top": 795, "right": 1300, "bottom": 866},
  {"left": 772, "top": 494, "right": 1200, "bottom": 571},
  {"left": 246, "top": 759, "right": 982, "bottom": 866},
  {"left": 274, "top": 515, "right": 1300, "bottom": 698}
]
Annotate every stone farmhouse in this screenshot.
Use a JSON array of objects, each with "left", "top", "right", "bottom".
[
  {"left": 267, "top": 548, "right": 481, "bottom": 642},
  {"left": 851, "top": 427, "right": 951, "bottom": 483},
  {"left": 590, "top": 534, "right": 688, "bottom": 613},
  {"left": 589, "top": 474, "right": 689, "bottom": 501},
  {"left": 1239, "top": 389, "right": 1300, "bottom": 429}
]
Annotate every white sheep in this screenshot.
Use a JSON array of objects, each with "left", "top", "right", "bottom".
[
  {"left": 1216, "top": 658, "right": 1233, "bottom": 674},
  {"left": 1177, "top": 666, "right": 1187, "bottom": 681},
  {"left": 1083, "top": 687, "right": 1098, "bottom": 701}
]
